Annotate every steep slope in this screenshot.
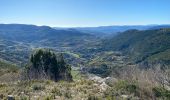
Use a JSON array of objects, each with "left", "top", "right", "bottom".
[{"left": 102, "top": 28, "right": 170, "bottom": 65}]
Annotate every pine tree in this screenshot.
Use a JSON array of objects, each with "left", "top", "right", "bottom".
[{"left": 25, "top": 49, "right": 72, "bottom": 81}]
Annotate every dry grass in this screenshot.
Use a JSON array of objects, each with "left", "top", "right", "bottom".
[
  {"left": 0, "top": 79, "right": 106, "bottom": 100},
  {"left": 0, "top": 65, "right": 169, "bottom": 100}
]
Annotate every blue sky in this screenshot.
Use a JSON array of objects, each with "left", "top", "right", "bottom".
[{"left": 0, "top": 0, "right": 170, "bottom": 27}]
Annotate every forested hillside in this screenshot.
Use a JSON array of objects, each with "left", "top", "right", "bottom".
[
  {"left": 102, "top": 28, "right": 170, "bottom": 66},
  {"left": 0, "top": 24, "right": 170, "bottom": 100},
  {"left": 0, "top": 24, "right": 100, "bottom": 65}
]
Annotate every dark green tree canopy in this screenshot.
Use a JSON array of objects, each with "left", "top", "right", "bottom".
[{"left": 26, "top": 49, "right": 72, "bottom": 81}]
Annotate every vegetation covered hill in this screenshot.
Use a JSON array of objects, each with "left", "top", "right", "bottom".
[
  {"left": 0, "top": 24, "right": 97, "bottom": 50},
  {"left": 1, "top": 24, "right": 170, "bottom": 68},
  {"left": 0, "top": 24, "right": 91, "bottom": 42},
  {"left": 0, "top": 38, "right": 31, "bottom": 65},
  {"left": 0, "top": 24, "right": 100, "bottom": 65},
  {"left": 102, "top": 28, "right": 170, "bottom": 66},
  {"left": 0, "top": 24, "right": 170, "bottom": 100}
]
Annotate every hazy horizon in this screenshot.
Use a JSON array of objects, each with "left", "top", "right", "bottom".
[
  {"left": 1, "top": 23, "right": 170, "bottom": 28},
  {"left": 1, "top": 0, "right": 170, "bottom": 27}
]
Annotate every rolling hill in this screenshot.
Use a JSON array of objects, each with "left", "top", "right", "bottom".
[
  {"left": 0, "top": 24, "right": 92, "bottom": 42},
  {"left": 0, "top": 24, "right": 100, "bottom": 65},
  {"left": 1, "top": 24, "right": 170, "bottom": 68},
  {"left": 101, "top": 28, "right": 170, "bottom": 66}
]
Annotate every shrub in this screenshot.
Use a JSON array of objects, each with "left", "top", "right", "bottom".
[
  {"left": 87, "top": 95, "right": 101, "bottom": 100},
  {"left": 114, "top": 80, "right": 128, "bottom": 91},
  {"left": 64, "top": 91, "right": 72, "bottom": 98},
  {"left": 152, "top": 86, "right": 170, "bottom": 98},
  {"left": 51, "top": 87, "right": 62, "bottom": 96},
  {"left": 126, "top": 84, "right": 137, "bottom": 93},
  {"left": 44, "top": 96, "right": 52, "bottom": 100},
  {"left": 0, "top": 94, "right": 4, "bottom": 99},
  {"left": 0, "top": 83, "right": 7, "bottom": 88},
  {"left": 32, "top": 84, "right": 45, "bottom": 91},
  {"left": 20, "top": 95, "right": 28, "bottom": 100},
  {"left": 45, "top": 80, "right": 51, "bottom": 85}
]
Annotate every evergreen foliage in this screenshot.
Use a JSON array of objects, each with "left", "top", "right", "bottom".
[{"left": 25, "top": 49, "right": 72, "bottom": 81}]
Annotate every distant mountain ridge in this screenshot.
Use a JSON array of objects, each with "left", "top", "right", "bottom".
[
  {"left": 71, "top": 25, "right": 170, "bottom": 36},
  {"left": 0, "top": 24, "right": 91, "bottom": 42},
  {"left": 54, "top": 24, "right": 170, "bottom": 37}
]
